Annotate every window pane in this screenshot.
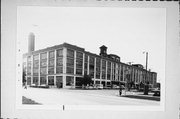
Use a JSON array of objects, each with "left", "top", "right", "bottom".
[
  {"left": 89, "top": 56, "right": 94, "bottom": 64},
  {"left": 48, "top": 67, "right": 54, "bottom": 74},
  {"left": 66, "top": 67, "right": 74, "bottom": 74},
  {"left": 57, "top": 49, "right": 63, "bottom": 57},
  {"left": 33, "top": 54, "right": 39, "bottom": 61},
  {"left": 67, "top": 49, "right": 74, "bottom": 58},
  {"left": 41, "top": 60, "right": 47, "bottom": 67},
  {"left": 33, "top": 61, "right": 39, "bottom": 68},
  {"left": 76, "top": 59, "right": 83, "bottom": 68},
  {"left": 56, "top": 67, "right": 63, "bottom": 74},
  {"left": 41, "top": 53, "right": 47, "bottom": 60},
  {"left": 49, "top": 51, "right": 54, "bottom": 59},
  {"left": 48, "top": 76, "right": 54, "bottom": 85},
  {"left": 33, "top": 68, "right": 39, "bottom": 75},
  {"left": 66, "top": 76, "right": 74, "bottom": 86},
  {"left": 27, "top": 77, "right": 31, "bottom": 85},
  {"left": 76, "top": 68, "right": 82, "bottom": 75},
  {"left": 67, "top": 58, "right": 74, "bottom": 67},
  {"left": 76, "top": 52, "right": 83, "bottom": 59},
  {"left": 40, "top": 77, "right": 46, "bottom": 85},
  {"left": 40, "top": 67, "right": 47, "bottom": 75},
  {"left": 33, "top": 77, "right": 38, "bottom": 85},
  {"left": 49, "top": 59, "right": 54, "bottom": 66},
  {"left": 57, "top": 57, "right": 63, "bottom": 66}
]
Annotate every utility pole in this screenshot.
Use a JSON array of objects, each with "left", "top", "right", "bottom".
[{"left": 143, "top": 51, "right": 149, "bottom": 95}]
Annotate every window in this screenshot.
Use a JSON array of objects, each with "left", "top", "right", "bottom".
[
  {"left": 89, "top": 56, "right": 94, "bottom": 64},
  {"left": 41, "top": 60, "right": 47, "bottom": 67},
  {"left": 66, "top": 76, "right": 74, "bottom": 86},
  {"left": 41, "top": 53, "right": 47, "bottom": 60},
  {"left": 56, "top": 76, "right": 63, "bottom": 88},
  {"left": 33, "top": 61, "right": 39, "bottom": 68},
  {"left": 57, "top": 49, "right": 63, "bottom": 57},
  {"left": 27, "top": 56, "right": 31, "bottom": 62},
  {"left": 76, "top": 51, "right": 83, "bottom": 59},
  {"left": 85, "top": 55, "right": 88, "bottom": 62},
  {"left": 66, "top": 67, "right": 74, "bottom": 74},
  {"left": 40, "top": 77, "right": 46, "bottom": 85},
  {"left": 33, "top": 77, "right": 38, "bottom": 85},
  {"left": 76, "top": 59, "right": 83, "bottom": 68},
  {"left": 27, "top": 77, "right": 31, "bottom": 85},
  {"left": 56, "top": 67, "right": 63, "bottom": 74},
  {"left": 49, "top": 59, "right": 54, "bottom": 66},
  {"left": 76, "top": 68, "right": 82, "bottom": 75},
  {"left": 48, "top": 76, "right": 54, "bottom": 85},
  {"left": 67, "top": 58, "right": 74, "bottom": 67},
  {"left": 33, "top": 54, "right": 39, "bottom": 61},
  {"left": 40, "top": 67, "right": 47, "bottom": 75},
  {"left": 57, "top": 57, "right": 63, "bottom": 66},
  {"left": 48, "top": 67, "right": 54, "bottom": 74},
  {"left": 67, "top": 49, "right": 74, "bottom": 58},
  {"left": 33, "top": 68, "right": 39, "bottom": 75},
  {"left": 49, "top": 51, "right": 54, "bottom": 59}
]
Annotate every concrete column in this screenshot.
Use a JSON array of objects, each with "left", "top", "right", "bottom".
[
  {"left": 31, "top": 55, "right": 33, "bottom": 86},
  {"left": 105, "top": 60, "right": 108, "bottom": 87},
  {"left": 74, "top": 50, "right": 76, "bottom": 75},
  {"left": 82, "top": 53, "right": 85, "bottom": 76}
]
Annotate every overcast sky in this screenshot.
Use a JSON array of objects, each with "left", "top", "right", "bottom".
[{"left": 17, "top": 7, "right": 166, "bottom": 82}]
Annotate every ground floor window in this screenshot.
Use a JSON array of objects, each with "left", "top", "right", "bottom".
[
  {"left": 101, "top": 81, "right": 105, "bottom": 87},
  {"left": 75, "top": 77, "right": 83, "bottom": 87},
  {"left": 66, "top": 76, "right": 74, "bottom": 86},
  {"left": 27, "top": 77, "right": 31, "bottom": 85},
  {"left": 40, "top": 77, "right": 47, "bottom": 85},
  {"left": 56, "top": 76, "right": 63, "bottom": 88},
  {"left": 33, "top": 77, "right": 38, "bottom": 85},
  {"left": 95, "top": 81, "right": 100, "bottom": 84},
  {"left": 48, "top": 76, "right": 54, "bottom": 85}
]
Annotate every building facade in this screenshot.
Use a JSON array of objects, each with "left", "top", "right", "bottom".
[{"left": 23, "top": 42, "right": 157, "bottom": 89}]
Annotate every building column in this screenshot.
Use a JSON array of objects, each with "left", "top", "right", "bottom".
[
  {"left": 122, "top": 65, "right": 125, "bottom": 82},
  {"left": 110, "top": 62, "right": 113, "bottom": 81},
  {"left": 100, "top": 59, "right": 102, "bottom": 80},
  {"left": 74, "top": 50, "right": 76, "bottom": 87},
  {"left": 31, "top": 55, "right": 33, "bottom": 86},
  {"left": 54, "top": 50, "right": 57, "bottom": 86},
  {"left": 119, "top": 64, "right": 121, "bottom": 82},
  {"left": 63, "top": 47, "right": 67, "bottom": 88}
]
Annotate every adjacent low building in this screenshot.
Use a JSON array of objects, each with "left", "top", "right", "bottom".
[{"left": 22, "top": 33, "right": 157, "bottom": 89}]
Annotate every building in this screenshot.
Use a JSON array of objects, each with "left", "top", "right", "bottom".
[{"left": 22, "top": 33, "right": 157, "bottom": 89}]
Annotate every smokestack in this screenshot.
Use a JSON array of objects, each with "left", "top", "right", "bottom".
[{"left": 28, "top": 32, "right": 35, "bottom": 53}]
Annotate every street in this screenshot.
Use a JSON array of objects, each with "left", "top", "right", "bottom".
[{"left": 22, "top": 87, "right": 160, "bottom": 105}]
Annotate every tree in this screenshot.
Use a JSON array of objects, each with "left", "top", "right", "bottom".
[
  {"left": 22, "top": 71, "right": 26, "bottom": 86},
  {"left": 80, "top": 74, "right": 93, "bottom": 88}
]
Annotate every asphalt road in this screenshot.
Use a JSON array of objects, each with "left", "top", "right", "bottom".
[{"left": 22, "top": 87, "right": 160, "bottom": 105}]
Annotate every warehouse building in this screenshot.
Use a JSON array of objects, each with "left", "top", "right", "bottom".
[{"left": 22, "top": 33, "right": 157, "bottom": 89}]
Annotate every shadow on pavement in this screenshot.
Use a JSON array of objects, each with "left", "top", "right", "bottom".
[{"left": 121, "top": 94, "right": 160, "bottom": 101}]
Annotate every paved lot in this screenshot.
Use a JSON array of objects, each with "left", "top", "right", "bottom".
[{"left": 22, "top": 87, "right": 160, "bottom": 105}]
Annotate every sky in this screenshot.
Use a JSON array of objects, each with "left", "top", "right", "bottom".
[{"left": 17, "top": 7, "right": 166, "bottom": 82}]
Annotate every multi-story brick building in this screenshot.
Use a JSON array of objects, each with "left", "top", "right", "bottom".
[{"left": 22, "top": 33, "right": 157, "bottom": 89}]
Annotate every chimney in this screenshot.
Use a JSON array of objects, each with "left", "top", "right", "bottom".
[
  {"left": 99, "top": 45, "right": 107, "bottom": 57},
  {"left": 28, "top": 32, "right": 35, "bottom": 53}
]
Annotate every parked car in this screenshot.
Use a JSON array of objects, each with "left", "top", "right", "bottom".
[{"left": 94, "top": 84, "right": 103, "bottom": 89}]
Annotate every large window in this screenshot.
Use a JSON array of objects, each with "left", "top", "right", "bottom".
[
  {"left": 48, "top": 67, "right": 54, "bottom": 74},
  {"left": 27, "top": 77, "right": 31, "bottom": 85},
  {"left": 49, "top": 51, "right": 54, "bottom": 59},
  {"left": 101, "top": 60, "right": 106, "bottom": 79},
  {"left": 49, "top": 59, "right": 54, "bottom": 66},
  {"left": 41, "top": 60, "right": 47, "bottom": 67},
  {"left": 56, "top": 76, "right": 63, "bottom": 88},
  {"left": 56, "top": 67, "right": 63, "bottom": 74},
  {"left": 96, "top": 58, "right": 101, "bottom": 79},
  {"left": 67, "top": 58, "right": 74, "bottom": 67},
  {"left": 66, "top": 67, "right": 74, "bottom": 74},
  {"left": 33, "top": 54, "right": 39, "bottom": 60},
  {"left": 40, "top": 77, "right": 46, "bottom": 85},
  {"left": 57, "top": 57, "right": 63, "bottom": 66},
  {"left": 40, "top": 67, "right": 47, "bottom": 75},
  {"left": 57, "top": 49, "right": 63, "bottom": 57},
  {"left": 84, "top": 55, "right": 88, "bottom": 75},
  {"left": 67, "top": 49, "right": 74, "bottom": 58},
  {"left": 33, "top": 68, "right": 39, "bottom": 75},
  {"left": 66, "top": 76, "right": 74, "bottom": 86},
  {"left": 33, "top": 77, "right": 38, "bottom": 85},
  {"left": 48, "top": 76, "right": 54, "bottom": 85},
  {"left": 107, "top": 61, "right": 111, "bottom": 80},
  {"left": 89, "top": 56, "right": 94, "bottom": 78},
  {"left": 41, "top": 52, "right": 47, "bottom": 60}
]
